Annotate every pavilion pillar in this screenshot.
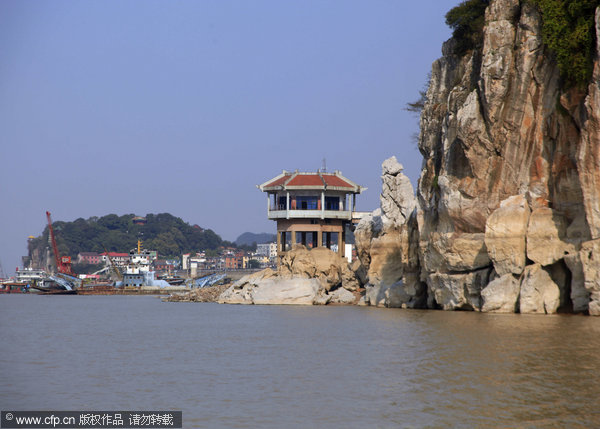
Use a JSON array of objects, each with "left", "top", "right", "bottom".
[{"left": 277, "top": 229, "right": 282, "bottom": 253}]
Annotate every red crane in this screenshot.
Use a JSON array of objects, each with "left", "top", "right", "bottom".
[{"left": 46, "top": 211, "right": 74, "bottom": 276}]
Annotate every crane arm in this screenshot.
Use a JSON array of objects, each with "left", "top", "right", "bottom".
[
  {"left": 46, "top": 211, "right": 62, "bottom": 273},
  {"left": 46, "top": 211, "right": 74, "bottom": 276}
]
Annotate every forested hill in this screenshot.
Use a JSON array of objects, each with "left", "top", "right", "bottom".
[{"left": 28, "top": 213, "right": 225, "bottom": 262}]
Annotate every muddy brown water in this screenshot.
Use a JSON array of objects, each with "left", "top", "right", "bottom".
[{"left": 1, "top": 295, "right": 599, "bottom": 427}]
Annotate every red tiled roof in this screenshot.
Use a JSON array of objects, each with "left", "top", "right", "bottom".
[
  {"left": 322, "top": 174, "right": 354, "bottom": 188},
  {"left": 263, "top": 174, "right": 292, "bottom": 188},
  {"left": 259, "top": 170, "right": 364, "bottom": 193},
  {"left": 286, "top": 174, "right": 324, "bottom": 187}
]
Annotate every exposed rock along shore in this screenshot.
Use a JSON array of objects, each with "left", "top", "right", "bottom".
[
  {"left": 217, "top": 246, "right": 361, "bottom": 306},
  {"left": 167, "top": 245, "right": 361, "bottom": 306},
  {"left": 172, "top": 0, "right": 600, "bottom": 314}
]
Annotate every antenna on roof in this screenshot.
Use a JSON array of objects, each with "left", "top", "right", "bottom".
[{"left": 322, "top": 158, "right": 327, "bottom": 173}]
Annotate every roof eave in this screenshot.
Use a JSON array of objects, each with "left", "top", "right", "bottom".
[
  {"left": 257, "top": 170, "right": 291, "bottom": 191},
  {"left": 261, "top": 185, "right": 363, "bottom": 193}
]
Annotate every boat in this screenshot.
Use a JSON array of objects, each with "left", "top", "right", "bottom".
[
  {"left": 0, "top": 282, "right": 29, "bottom": 293},
  {"left": 30, "top": 285, "right": 77, "bottom": 295},
  {"left": 28, "top": 285, "right": 75, "bottom": 294},
  {"left": 157, "top": 274, "right": 186, "bottom": 285}
]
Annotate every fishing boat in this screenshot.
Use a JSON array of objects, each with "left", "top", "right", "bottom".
[{"left": 0, "top": 282, "right": 29, "bottom": 293}]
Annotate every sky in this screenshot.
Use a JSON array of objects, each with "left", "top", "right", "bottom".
[{"left": 0, "top": 0, "right": 458, "bottom": 276}]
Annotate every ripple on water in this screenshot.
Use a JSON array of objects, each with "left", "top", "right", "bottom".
[{"left": 2, "top": 296, "right": 600, "bottom": 427}]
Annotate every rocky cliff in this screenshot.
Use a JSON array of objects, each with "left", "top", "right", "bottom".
[{"left": 356, "top": 0, "right": 600, "bottom": 314}]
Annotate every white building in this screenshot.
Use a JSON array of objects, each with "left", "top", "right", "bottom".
[{"left": 256, "top": 243, "right": 277, "bottom": 260}]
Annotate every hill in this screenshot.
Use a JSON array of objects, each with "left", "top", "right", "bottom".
[
  {"left": 27, "top": 213, "right": 226, "bottom": 269},
  {"left": 235, "top": 232, "right": 276, "bottom": 246}
]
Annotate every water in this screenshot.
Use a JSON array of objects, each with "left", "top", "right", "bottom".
[{"left": 1, "top": 295, "right": 600, "bottom": 428}]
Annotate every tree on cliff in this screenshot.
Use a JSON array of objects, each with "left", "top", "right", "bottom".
[
  {"left": 529, "top": 0, "right": 598, "bottom": 88},
  {"left": 446, "top": 0, "right": 598, "bottom": 87},
  {"left": 445, "top": 0, "right": 490, "bottom": 55}
]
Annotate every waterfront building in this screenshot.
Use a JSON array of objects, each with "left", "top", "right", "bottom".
[
  {"left": 249, "top": 254, "right": 271, "bottom": 268},
  {"left": 77, "top": 252, "right": 102, "bottom": 265},
  {"left": 256, "top": 243, "right": 277, "bottom": 260},
  {"left": 258, "top": 169, "right": 367, "bottom": 261},
  {"left": 224, "top": 251, "right": 244, "bottom": 269},
  {"left": 100, "top": 252, "right": 130, "bottom": 267},
  {"left": 153, "top": 259, "right": 176, "bottom": 273},
  {"left": 183, "top": 253, "right": 209, "bottom": 277}
]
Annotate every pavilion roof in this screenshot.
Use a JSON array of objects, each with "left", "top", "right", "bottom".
[{"left": 258, "top": 170, "right": 365, "bottom": 193}]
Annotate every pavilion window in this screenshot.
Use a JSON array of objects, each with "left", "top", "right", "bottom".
[
  {"left": 325, "top": 196, "right": 340, "bottom": 211},
  {"left": 278, "top": 196, "right": 286, "bottom": 210},
  {"left": 295, "top": 196, "right": 319, "bottom": 210}
]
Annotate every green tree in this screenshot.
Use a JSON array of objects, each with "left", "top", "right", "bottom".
[
  {"left": 28, "top": 212, "right": 237, "bottom": 265},
  {"left": 529, "top": 0, "right": 598, "bottom": 88},
  {"left": 247, "top": 259, "right": 261, "bottom": 269},
  {"left": 445, "top": 0, "right": 490, "bottom": 55}
]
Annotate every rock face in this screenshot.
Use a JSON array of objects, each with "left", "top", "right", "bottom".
[
  {"left": 279, "top": 246, "right": 360, "bottom": 292},
  {"left": 484, "top": 195, "right": 529, "bottom": 276},
  {"left": 356, "top": 1, "right": 600, "bottom": 314},
  {"left": 580, "top": 239, "right": 600, "bottom": 316},
  {"left": 519, "top": 265, "right": 560, "bottom": 314},
  {"left": 481, "top": 274, "right": 520, "bottom": 313},
  {"left": 218, "top": 246, "right": 361, "bottom": 306},
  {"left": 427, "top": 268, "right": 491, "bottom": 311},
  {"left": 526, "top": 208, "right": 572, "bottom": 266},
  {"left": 355, "top": 156, "right": 425, "bottom": 308}
]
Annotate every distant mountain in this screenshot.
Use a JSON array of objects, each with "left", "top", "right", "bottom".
[{"left": 235, "top": 232, "right": 276, "bottom": 246}]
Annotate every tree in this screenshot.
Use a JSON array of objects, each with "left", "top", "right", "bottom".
[
  {"left": 445, "top": 0, "right": 490, "bottom": 55},
  {"left": 529, "top": 0, "right": 598, "bottom": 88},
  {"left": 27, "top": 212, "right": 230, "bottom": 265},
  {"left": 405, "top": 73, "right": 432, "bottom": 145},
  {"left": 247, "top": 259, "right": 261, "bottom": 269}
]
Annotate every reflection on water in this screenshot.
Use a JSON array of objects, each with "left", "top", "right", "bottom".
[{"left": 1, "top": 295, "right": 600, "bottom": 427}]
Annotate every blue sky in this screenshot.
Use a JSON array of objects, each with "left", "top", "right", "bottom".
[{"left": 0, "top": 0, "right": 457, "bottom": 275}]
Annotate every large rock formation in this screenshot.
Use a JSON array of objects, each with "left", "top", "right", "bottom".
[
  {"left": 484, "top": 195, "right": 529, "bottom": 276},
  {"left": 519, "top": 264, "right": 561, "bottom": 314},
  {"left": 354, "top": 156, "right": 425, "bottom": 308},
  {"left": 356, "top": 1, "right": 600, "bottom": 314},
  {"left": 217, "top": 246, "right": 361, "bottom": 305}
]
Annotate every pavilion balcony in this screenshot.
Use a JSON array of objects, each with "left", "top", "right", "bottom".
[{"left": 267, "top": 208, "right": 353, "bottom": 220}]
